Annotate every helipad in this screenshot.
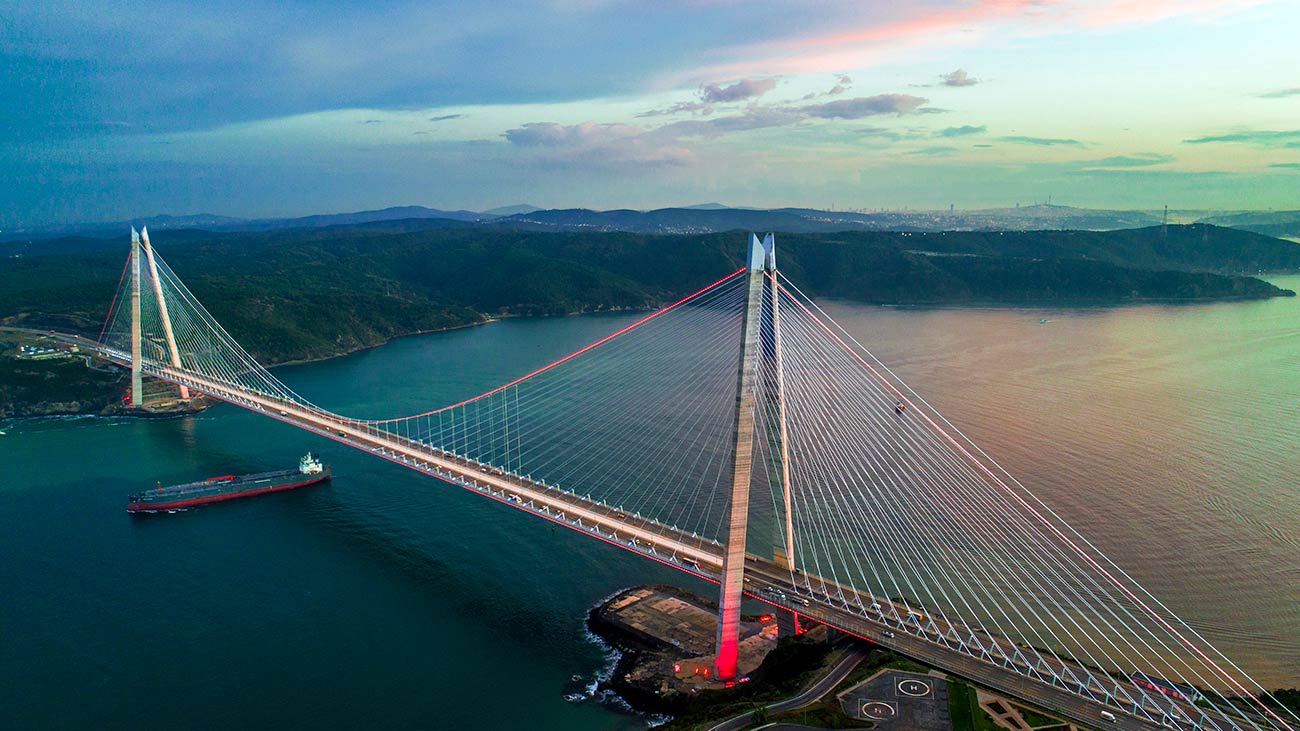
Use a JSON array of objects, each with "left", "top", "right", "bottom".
[{"left": 839, "top": 669, "right": 952, "bottom": 731}]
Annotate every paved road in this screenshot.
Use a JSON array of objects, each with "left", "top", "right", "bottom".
[
  {"left": 708, "top": 645, "right": 871, "bottom": 731},
  {"left": 740, "top": 561, "right": 1179, "bottom": 731},
  {"left": 755, "top": 726, "right": 872, "bottom": 731}
]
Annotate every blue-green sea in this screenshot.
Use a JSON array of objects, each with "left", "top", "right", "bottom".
[{"left": 4, "top": 280, "right": 1299, "bottom": 728}]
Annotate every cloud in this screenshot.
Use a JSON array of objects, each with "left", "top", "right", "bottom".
[
  {"left": 939, "top": 69, "right": 979, "bottom": 87},
  {"left": 639, "top": 77, "right": 776, "bottom": 117},
  {"left": 428, "top": 114, "right": 465, "bottom": 122},
  {"left": 998, "top": 135, "right": 1082, "bottom": 146},
  {"left": 699, "top": 78, "right": 777, "bottom": 103},
  {"left": 803, "top": 94, "right": 928, "bottom": 119},
  {"left": 1083, "top": 153, "right": 1174, "bottom": 167},
  {"left": 507, "top": 92, "right": 934, "bottom": 168},
  {"left": 1258, "top": 87, "right": 1300, "bottom": 99},
  {"left": 636, "top": 100, "right": 714, "bottom": 118},
  {"left": 505, "top": 121, "right": 641, "bottom": 147},
  {"left": 857, "top": 126, "right": 904, "bottom": 140},
  {"left": 656, "top": 106, "right": 807, "bottom": 138},
  {"left": 910, "top": 146, "right": 959, "bottom": 156},
  {"left": 685, "top": 0, "right": 1270, "bottom": 83},
  {"left": 1184, "top": 129, "right": 1300, "bottom": 148},
  {"left": 939, "top": 124, "right": 986, "bottom": 137},
  {"left": 503, "top": 121, "right": 693, "bottom": 169}
]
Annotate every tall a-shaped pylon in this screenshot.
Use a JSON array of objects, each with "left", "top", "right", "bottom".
[
  {"left": 768, "top": 241, "right": 795, "bottom": 574},
  {"left": 139, "top": 227, "right": 190, "bottom": 400},
  {"left": 129, "top": 227, "right": 144, "bottom": 407},
  {"left": 716, "top": 232, "right": 785, "bottom": 680}
]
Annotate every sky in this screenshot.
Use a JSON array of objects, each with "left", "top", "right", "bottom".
[{"left": 3, "top": 0, "right": 1299, "bottom": 228}]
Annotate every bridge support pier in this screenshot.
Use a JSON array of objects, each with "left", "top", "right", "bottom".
[
  {"left": 775, "top": 608, "right": 803, "bottom": 638},
  {"left": 129, "top": 227, "right": 143, "bottom": 407},
  {"left": 716, "top": 233, "right": 776, "bottom": 680}
]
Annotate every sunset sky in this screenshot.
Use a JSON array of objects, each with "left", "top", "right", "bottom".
[{"left": 4, "top": 0, "right": 1299, "bottom": 227}]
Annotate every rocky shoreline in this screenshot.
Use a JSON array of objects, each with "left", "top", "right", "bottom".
[
  {"left": 584, "top": 584, "right": 833, "bottom": 724},
  {"left": 0, "top": 307, "right": 640, "bottom": 420},
  {"left": 586, "top": 584, "right": 710, "bottom": 717}
]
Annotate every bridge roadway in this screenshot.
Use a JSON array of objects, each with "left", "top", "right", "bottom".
[
  {"left": 742, "top": 560, "right": 1180, "bottom": 731},
  {"left": 70, "top": 335, "right": 1238, "bottom": 731}
]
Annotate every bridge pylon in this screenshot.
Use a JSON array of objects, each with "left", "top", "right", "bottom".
[
  {"left": 716, "top": 232, "right": 789, "bottom": 680},
  {"left": 129, "top": 227, "right": 143, "bottom": 407},
  {"left": 768, "top": 239, "right": 795, "bottom": 575},
  {"left": 139, "top": 227, "right": 190, "bottom": 400}
]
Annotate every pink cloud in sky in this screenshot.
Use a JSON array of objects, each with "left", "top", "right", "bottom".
[{"left": 673, "top": 0, "right": 1270, "bottom": 84}]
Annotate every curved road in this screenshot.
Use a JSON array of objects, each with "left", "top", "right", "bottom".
[{"left": 708, "top": 645, "right": 871, "bottom": 731}]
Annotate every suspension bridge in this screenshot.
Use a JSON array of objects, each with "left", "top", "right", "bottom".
[{"left": 63, "top": 227, "right": 1297, "bottom": 731}]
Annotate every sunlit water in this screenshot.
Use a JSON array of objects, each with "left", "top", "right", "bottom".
[{"left": 3, "top": 279, "right": 1298, "bottom": 728}]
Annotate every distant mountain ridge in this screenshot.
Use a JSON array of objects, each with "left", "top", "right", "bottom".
[
  {"left": 1, "top": 205, "right": 493, "bottom": 241},
  {"left": 13, "top": 203, "right": 1300, "bottom": 242},
  {"left": 1197, "top": 210, "right": 1300, "bottom": 240},
  {"left": 4, "top": 203, "right": 1172, "bottom": 241},
  {"left": 3, "top": 225, "right": 1294, "bottom": 376},
  {"left": 482, "top": 204, "right": 541, "bottom": 216}
]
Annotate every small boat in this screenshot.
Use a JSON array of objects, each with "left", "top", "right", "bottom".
[{"left": 128, "top": 453, "right": 330, "bottom": 513}]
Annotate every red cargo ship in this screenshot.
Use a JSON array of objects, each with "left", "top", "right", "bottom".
[{"left": 128, "top": 453, "right": 330, "bottom": 513}]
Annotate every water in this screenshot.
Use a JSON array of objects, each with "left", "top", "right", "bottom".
[{"left": 3, "top": 283, "right": 1299, "bottom": 728}]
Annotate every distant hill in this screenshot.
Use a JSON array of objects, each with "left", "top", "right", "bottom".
[
  {"left": 1198, "top": 210, "right": 1300, "bottom": 240},
  {"left": 237, "top": 205, "right": 489, "bottom": 230},
  {"left": 1, "top": 226, "right": 1293, "bottom": 367},
  {"left": 482, "top": 203, "right": 541, "bottom": 216},
  {"left": 4, "top": 203, "right": 1175, "bottom": 242},
  {"left": 492, "top": 207, "right": 823, "bottom": 234},
  {"left": 489, "top": 203, "right": 1162, "bottom": 235},
  {"left": 0, "top": 206, "right": 492, "bottom": 242},
  {"left": 851, "top": 224, "right": 1300, "bottom": 274}
]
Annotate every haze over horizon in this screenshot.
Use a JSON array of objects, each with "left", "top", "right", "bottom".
[{"left": 5, "top": 0, "right": 1300, "bottom": 229}]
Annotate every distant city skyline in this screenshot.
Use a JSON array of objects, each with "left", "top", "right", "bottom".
[{"left": 4, "top": 0, "right": 1299, "bottom": 229}]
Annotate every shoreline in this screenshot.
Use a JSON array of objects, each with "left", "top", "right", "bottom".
[
  {"left": 266, "top": 304, "right": 649, "bottom": 369},
  {"left": 584, "top": 583, "right": 731, "bottom": 717},
  {"left": 266, "top": 316, "right": 497, "bottom": 368},
  {"left": 3, "top": 283, "right": 1294, "bottom": 421},
  {"left": 0, "top": 306, "right": 646, "bottom": 421},
  {"left": 240, "top": 284, "right": 1300, "bottom": 373}
]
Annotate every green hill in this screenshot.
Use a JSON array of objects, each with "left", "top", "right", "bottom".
[{"left": 1, "top": 225, "right": 1294, "bottom": 367}]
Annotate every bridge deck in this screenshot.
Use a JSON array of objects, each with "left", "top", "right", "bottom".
[{"left": 70, "top": 333, "right": 1250, "bottom": 731}]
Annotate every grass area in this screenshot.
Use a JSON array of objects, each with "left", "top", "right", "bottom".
[
  {"left": 0, "top": 352, "right": 125, "bottom": 418},
  {"left": 668, "top": 647, "right": 940, "bottom": 731},
  {"left": 658, "top": 642, "right": 847, "bottom": 731},
  {"left": 831, "top": 649, "right": 932, "bottom": 696},
  {"left": 948, "top": 679, "right": 1004, "bottom": 731},
  {"left": 767, "top": 697, "right": 872, "bottom": 729},
  {"left": 1014, "top": 704, "right": 1063, "bottom": 728}
]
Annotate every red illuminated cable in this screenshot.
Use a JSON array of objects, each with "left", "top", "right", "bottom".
[
  {"left": 779, "top": 278, "right": 1293, "bottom": 730},
  {"left": 97, "top": 252, "right": 133, "bottom": 345},
  {"left": 364, "top": 267, "right": 747, "bottom": 424}
]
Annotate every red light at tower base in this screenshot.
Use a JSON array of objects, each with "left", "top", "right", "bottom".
[{"left": 715, "top": 637, "right": 738, "bottom": 680}]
